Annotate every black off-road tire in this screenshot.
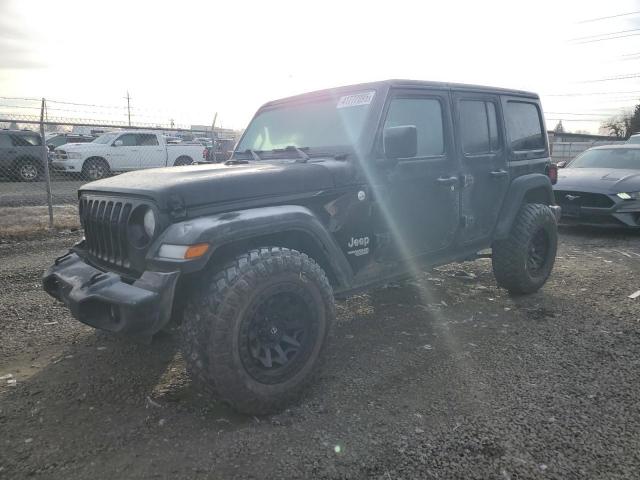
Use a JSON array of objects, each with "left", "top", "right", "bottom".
[
  {"left": 492, "top": 203, "right": 558, "bottom": 295},
  {"left": 181, "top": 247, "right": 335, "bottom": 415}
]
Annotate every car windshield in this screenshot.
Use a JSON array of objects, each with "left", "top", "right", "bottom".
[
  {"left": 92, "top": 133, "right": 118, "bottom": 144},
  {"left": 568, "top": 148, "right": 640, "bottom": 170},
  {"left": 236, "top": 91, "right": 375, "bottom": 154}
]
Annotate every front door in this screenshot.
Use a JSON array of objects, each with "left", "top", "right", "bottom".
[
  {"left": 452, "top": 93, "right": 509, "bottom": 245},
  {"left": 375, "top": 89, "right": 460, "bottom": 259},
  {"left": 110, "top": 133, "right": 140, "bottom": 170}
]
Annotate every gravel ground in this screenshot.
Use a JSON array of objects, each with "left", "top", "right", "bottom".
[
  {"left": 1, "top": 227, "right": 639, "bottom": 479},
  {"left": 0, "top": 177, "right": 83, "bottom": 207}
]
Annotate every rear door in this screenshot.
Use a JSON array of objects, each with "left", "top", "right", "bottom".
[
  {"left": 0, "top": 133, "right": 17, "bottom": 171},
  {"left": 375, "top": 88, "right": 460, "bottom": 257},
  {"left": 136, "top": 133, "right": 166, "bottom": 169},
  {"left": 453, "top": 92, "right": 509, "bottom": 245}
]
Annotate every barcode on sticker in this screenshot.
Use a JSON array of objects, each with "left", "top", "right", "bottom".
[{"left": 337, "top": 91, "right": 375, "bottom": 109}]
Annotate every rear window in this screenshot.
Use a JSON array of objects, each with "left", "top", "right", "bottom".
[
  {"left": 505, "top": 101, "right": 545, "bottom": 151},
  {"left": 14, "top": 133, "right": 42, "bottom": 146},
  {"left": 137, "top": 134, "right": 159, "bottom": 146},
  {"left": 459, "top": 100, "right": 501, "bottom": 155}
]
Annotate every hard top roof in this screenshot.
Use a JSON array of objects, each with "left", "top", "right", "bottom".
[{"left": 262, "top": 79, "right": 539, "bottom": 108}]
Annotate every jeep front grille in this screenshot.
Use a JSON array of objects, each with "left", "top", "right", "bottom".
[
  {"left": 80, "top": 197, "right": 132, "bottom": 269},
  {"left": 554, "top": 191, "right": 615, "bottom": 208}
]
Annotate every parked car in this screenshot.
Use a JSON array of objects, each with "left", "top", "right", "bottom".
[
  {"left": 43, "top": 80, "right": 560, "bottom": 415},
  {"left": 627, "top": 134, "right": 640, "bottom": 144},
  {"left": 46, "top": 133, "right": 96, "bottom": 151},
  {"left": 205, "top": 138, "right": 235, "bottom": 162},
  {"left": 554, "top": 144, "right": 640, "bottom": 228},
  {"left": 51, "top": 130, "right": 207, "bottom": 180},
  {"left": 0, "top": 129, "right": 46, "bottom": 182}
]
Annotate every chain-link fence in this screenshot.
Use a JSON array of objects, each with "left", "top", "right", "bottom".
[{"left": 0, "top": 97, "right": 239, "bottom": 236}]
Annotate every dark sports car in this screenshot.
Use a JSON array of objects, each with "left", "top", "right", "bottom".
[{"left": 553, "top": 145, "right": 640, "bottom": 228}]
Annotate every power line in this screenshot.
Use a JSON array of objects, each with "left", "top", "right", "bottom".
[
  {"left": 0, "top": 95, "right": 40, "bottom": 102},
  {"left": 570, "top": 28, "right": 640, "bottom": 42},
  {"left": 544, "top": 90, "right": 640, "bottom": 96},
  {"left": 546, "top": 112, "right": 620, "bottom": 116},
  {"left": 577, "top": 11, "right": 640, "bottom": 24},
  {"left": 546, "top": 118, "right": 608, "bottom": 122},
  {"left": 577, "top": 73, "right": 640, "bottom": 83},
  {"left": 573, "top": 32, "right": 640, "bottom": 44}
]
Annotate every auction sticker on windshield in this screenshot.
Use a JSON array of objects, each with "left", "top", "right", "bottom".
[{"left": 337, "top": 91, "right": 375, "bottom": 109}]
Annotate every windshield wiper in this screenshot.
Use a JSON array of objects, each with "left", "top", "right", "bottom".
[{"left": 272, "top": 145, "right": 310, "bottom": 163}]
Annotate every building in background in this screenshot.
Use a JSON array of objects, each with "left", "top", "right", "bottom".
[{"left": 547, "top": 131, "right": 624, "bottom": 164}]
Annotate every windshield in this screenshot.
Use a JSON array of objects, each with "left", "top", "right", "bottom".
[
  {"left": 568, "top": 148, "right": 640, "bottom": 170},
  {"left": 236, "top": 91, "right": 375, "bottom": 153},
  {"left": 92, "top": 133, "right": 118, "bottom": 144}
]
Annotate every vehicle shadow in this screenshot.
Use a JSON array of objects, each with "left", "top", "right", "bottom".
[{"left": 0, "top": 329, "right": 249, "bottom": 452}]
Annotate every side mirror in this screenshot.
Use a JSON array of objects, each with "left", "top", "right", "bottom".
[
  {"left": 383, "top": 125, "right": 417, "bottom": 160},
  {"left": 556, "top": 161, "right": 566, "bottom": 168},
  {"left": 113, "top": 140, "right": 123, "bottom": 147}
]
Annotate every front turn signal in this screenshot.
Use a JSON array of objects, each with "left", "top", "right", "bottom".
[
  {"left": 184, "top": 243, "right": 210, "bottom": 259},
  {"left": 158, "top": 243, "right": 210, "bottom": 260}
]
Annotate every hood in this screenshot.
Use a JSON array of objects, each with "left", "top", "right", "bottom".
[
  {"left": 79, "top": 159, "right": 355, "bottom": 212},
  {"left": 57, "top": 142, "right": 100, "bottom": 151},
  {"left": 555, "top": 168, "right": 640, "bottom": 193}
]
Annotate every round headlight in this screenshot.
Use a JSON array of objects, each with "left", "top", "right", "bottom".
[{"left": 143, "top": 208, "right": 156, "bottom": 237}]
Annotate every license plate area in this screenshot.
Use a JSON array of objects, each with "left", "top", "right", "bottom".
[{"left": 562, "top": 204, "right": 581, "bottom": 217}]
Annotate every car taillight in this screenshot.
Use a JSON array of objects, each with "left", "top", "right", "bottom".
[
  {"left": 202, "top": 149, "right": 207, "bottom": 159},
  {"left": 547, "top": 163, "right": 558, "bottom": 185}
]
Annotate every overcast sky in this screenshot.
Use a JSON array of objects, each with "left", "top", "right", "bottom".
[{"left": 1, "top": 0, "right": 639, "bottom": 133}]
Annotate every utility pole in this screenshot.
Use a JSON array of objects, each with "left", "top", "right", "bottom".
[
  {"left": 40, "top": 98, "right": 54, "bottom": 229},
  {"left": 211, "top": 112, "right": 218, "bottom": 162},
  {"left": 125, "top": 91, "right": 132, "bottom": 126}
]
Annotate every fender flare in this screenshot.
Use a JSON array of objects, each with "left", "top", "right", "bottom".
[
  {"left": 494, "top": 173, "right": 554, "bottom": 240},
  {"left": 148, "top": 205, "right": 354, "bottom": 289}
]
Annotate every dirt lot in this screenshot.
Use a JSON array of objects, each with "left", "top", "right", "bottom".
[{"left": 1, "top": 228, "right": 639, "bottom": 479}]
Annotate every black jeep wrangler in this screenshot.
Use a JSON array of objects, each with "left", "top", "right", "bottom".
[{"left": 43, "top": 80, "right": 560, "bottom": 414}]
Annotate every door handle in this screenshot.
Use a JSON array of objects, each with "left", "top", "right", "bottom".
[
  {"left": 436, "top": 176, "right": 459, "bottom": 186},
  {"left": 490, "top": 169, "right": 508, "bottom": 178}
]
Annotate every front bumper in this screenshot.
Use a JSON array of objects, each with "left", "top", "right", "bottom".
[
  {"left": 557, "top": 201, "right": 640, "bottom": 228},
  {"left": 43, "top": 252, "right": 179, "bottom": 339},
  {"left": 51, "top": 159, "right": 82, "bottom": 172}
]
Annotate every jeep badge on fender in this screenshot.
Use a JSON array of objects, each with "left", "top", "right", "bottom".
[{"left": 43, "top": 80, "right": 560, "bottom": 415}]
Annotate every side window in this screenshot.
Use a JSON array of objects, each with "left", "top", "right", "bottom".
[
  {"left": 10, "top": 134, "right": 33, "bottom": 147},
  {"left": 384, "top": 97, "right": 444, "bottom": 157},
  {"left": 137, "top": 134, "right": 159, "bottom": 146},
  {"left": 21, "top": 134, "right": 42, "bottom": 146},
  {"left": 505, "top": 101, "right": 545, "bottom": 151},
  {"left": 117, "top": 134, "right": 137, "bottom": 146},
  {"left": 459, "top": 100, "right": 501, "bottom": 155},
  {"left": 0, "top": 134, "right": 12, "bottom": 147}
]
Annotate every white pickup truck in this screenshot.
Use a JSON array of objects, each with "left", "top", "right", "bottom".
[{"left": 52, "top": 131, "right": 206, "bottom": 180}]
